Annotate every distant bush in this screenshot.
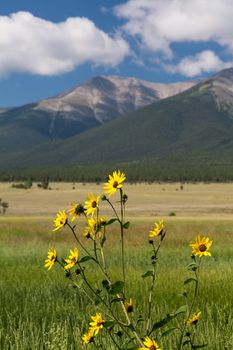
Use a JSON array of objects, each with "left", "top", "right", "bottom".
[
  {"left": 0, "top": 198, "right": 9, "bottom": 214},
  {"left": 12, "top": 180, "right": 32, "bottom": 189},
  {"left": 168, "top": 211, "right": 176, "bottom": 216},
  {"left": 37, "top": 179, "right": 49, "bottom": 189}
]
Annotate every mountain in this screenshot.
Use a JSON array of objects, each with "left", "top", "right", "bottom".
[
  {"left": 0, "top": 76, "right": 195, "bottom": 154},
  {"left": 2, "top": 68, "right": 233, "bottom": 178}
]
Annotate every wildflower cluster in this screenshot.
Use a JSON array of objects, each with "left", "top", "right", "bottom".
[{"left": 44, "top": 170, "right": 213, "bottom": 349}]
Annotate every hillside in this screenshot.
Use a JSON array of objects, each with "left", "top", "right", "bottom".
[{"left": 0, "top": 76, "right": 195, "bottom": 154}]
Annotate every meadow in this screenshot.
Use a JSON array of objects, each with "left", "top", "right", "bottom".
[{"left": 0, "top": 182, "right": 233, "bottom": 349}]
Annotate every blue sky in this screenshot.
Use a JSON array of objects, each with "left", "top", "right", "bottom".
[{"left": 0, "top": 0, "right": 232, "bottom": 106}]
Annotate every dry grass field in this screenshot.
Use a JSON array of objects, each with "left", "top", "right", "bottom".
[{"left": 1, "top": 181, "right": 233, "bottom": 218}]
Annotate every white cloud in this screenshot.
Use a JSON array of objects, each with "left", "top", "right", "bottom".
[
  {"left": 0, "top": 11, "right": 130, "bottom": 77},
  {"left": 165, "top": 51, "right": 232, "bottom": 77},
  {"left": 115, "top": 0, "right": 233, "bottom": 75}
]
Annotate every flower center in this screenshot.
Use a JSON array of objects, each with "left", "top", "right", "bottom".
[
  {"left": 199, "top": 244, "right": 207, "bottom": 252},
  {"left": 91, "top": 201, "right": 97, "bottom": 208},
  {"left": 149, "top": 346, "right": 156, "bottom": 350},
  {"left": 113, "top": 180, "right": 118, "bottom": 188}
]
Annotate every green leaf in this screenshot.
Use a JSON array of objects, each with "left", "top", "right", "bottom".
[
  {"left": 79, "top": 256, "right": 93, "bottom": 263},
  {"left": 123, "top": 221, "right": 130, "bottom": 229},
  {"left": 170, "top": 305, "right": 188, "bottom": 316},
  {"left": 104, "top": 320, "right": 116, "bottom": 330},
  {"left": 193, "top": 344, "right": 208, "bottom": 349},
  {"left": 110, "top": 297, "right": 124, "bottom": 305},
  {"left": 183, "top": 340, "right": 190, "bottom": 347},
  {"left": 151, "top": 315, "right": 173, "bottom": 332},
  {"left": 162, "top": 327, "right": 177, "bottom": 337},
  {"left": 142, "top": 270, "right": 154, "bottom": 279},
  {"left": 184, "top": 278, "right": 197, "bottom": 285},
  {"left": 187, "top": 262, "right": 198, "bottom": 268},
  {"left": 100, "top": 236, "right": 106, "bottom": 248},
  {"left": 105, "top": 218, "right": 118, "bottom": 226},
  {"left": 109, "top": 281, "right": 124, "bottom": 294},
  {"left": 151, "top": 306, "right": 187, "bottom": 333}
]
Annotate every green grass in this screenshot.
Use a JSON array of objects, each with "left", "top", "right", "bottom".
[{"left": 0, "top": 217, "right": 232, "bottom": 349}]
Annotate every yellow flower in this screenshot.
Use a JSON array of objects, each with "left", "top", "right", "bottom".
[
  {"left": 53, "top": 210, "right": 67, "bottom": 231},
  {"left": 64, "top": 248, "right": 79, "bottom": 270},
  {"left": 44, "top": 248, "right": 57, "bottom": 270},
  {"left": 149, "top": 220, "right": 164, "bottom": 238},
  {"left": 104, "top": 170, "right": 126, "bottom": 197},
  {"left": 89, "top": 313, "right": 105, "bottom": 335},
  {"left": 84, "top": 193, "right": 100, "bottom": 216},
  {"left": 83, "top": 217, "right": 97, "bottom": 239},
  {"left": 82, "top": 328, "right": 95, "bottom": 344},
  {"left": 83, "top": 216, "right": 107, "bottom": 239},
  {"left": 68, "top": 203, "right": 84, "bottom": 222},
  {"left": 125, "top": 298, "right": 133, "bottom": 313},
  {"left": 190, "top": 235, "right": 213, "bottom": 257},
  {"left": 139, "top": 336, "right": 161, "bottom": 350},
  {"left": 186, "top": 311, "right": 201, "bottom": 326}
]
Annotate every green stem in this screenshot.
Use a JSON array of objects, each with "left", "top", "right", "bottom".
[
  {"left": 120, "top": 189, "right": 126, "bottom": 290},
  {"left": 178, "top": 258, "right": 201, "bottom": 350},
  {"left": 146, "top": 237, "right": 164, "bottom": 335},
  {"left": 106, "top": 329, "right": 121, "bottom": 350}
]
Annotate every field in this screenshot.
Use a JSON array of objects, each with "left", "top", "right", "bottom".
[{"left": 0, "top": 182, "right": 233, "bottom": 349}]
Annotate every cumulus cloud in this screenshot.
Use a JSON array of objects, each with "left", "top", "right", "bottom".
[
  {"left": 165, "top": 51, "right": 232, "bottom": 77},
  {"left": 115, "top": 0, "right": 233, "bottom": 75},
  {"left": 0, "top": 11, "right": 130, "bottom": 77}
]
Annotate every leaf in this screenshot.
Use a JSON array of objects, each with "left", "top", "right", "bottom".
[
  {"left": 110, "top": 297, "right": 124, "bottom": 305},
  {"left": 109, "top": 281, "right": 124, "bottom": 294},
  {"left": 170, "top": 305, "right": 188, "bottom": 316},
  {"left": 100, "top": 236, "right": 106, "bottom": 248},
  {"left": 123, "top": 221, "right": 130, "bottom": 229},
  {"left": 105, "top": 218, "right": 118, "bottom": 226},
  {"left": 184, "top": 278, "right": 197, "bottom": 285},
  {"left": 151, "top": 306, "right": 187, "bottom": 333},
  {"left": 162, "top": 327, "right": 177, "bottom": 337},
  {"left": 183, "top": 340, "right": 190, "bottom": 347},
  {"left": 142, "top": 270, "right": 154, "bottom": 279},
  {"left": 79, "top": 256, "right": 93, "bottom": 263},
  {"left": 187, "top": 262, "right": 198, "bottom": 268},
  {"left": 193, "top": 344, "right": 208, "bottom": 349},
  {"left": 151, "top": 315, "right": 173, "bottom": 332},
  {"left": 104, "top": 320, "right": 116, "bottom": 330}
]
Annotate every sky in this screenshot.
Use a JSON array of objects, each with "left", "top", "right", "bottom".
[{"left": 0, "top": 0, "right": 233, "bottom": 106}]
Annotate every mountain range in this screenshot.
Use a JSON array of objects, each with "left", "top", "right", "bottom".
[{"left": 1, "top": 68, "right": 233, "bottom": 180}]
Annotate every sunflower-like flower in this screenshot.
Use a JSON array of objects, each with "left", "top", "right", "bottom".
[
  {"left": 83, "top": 216, "right": 107, "bottom": 239},
  {"left": 190, "top": 235, "right": 213, "bottom": 257},
  {"left": 104, "top": 170, "right": 126, "bottom": 197},
  {"left": 139, "top": 336, "right": 161, "bottom": 350},
  {"left": 89, "top": 313, "right": 105, "bottom": 335},
  {"left": 149, "top": 220, "right": 164, "bottom": 239},
  {"left": 53, "top": 210, "right": 67, "bottom": 231},
  {"left": 64, "top": 248, "right": 79, "bottom": 270},
  {"left": 44, "top": 248, "right": 57, "bottom": 270},
  {"left": 186, "top": 311, "right": 201, "bottom": 326},
  {"left": 124, "top": 298, "right": 133, "bottom": 313},
  {"left": 83, "top": 217, "right": 97, "bottom": 239},
  {"left": 84, "top": 193, "right": 100, "bottom": 216},
  {"left": 82, "top": 328, "right": 95, "bottom": 344},
  {"left": 68, "top": 203, "right": 85, "bottom": 222}
]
